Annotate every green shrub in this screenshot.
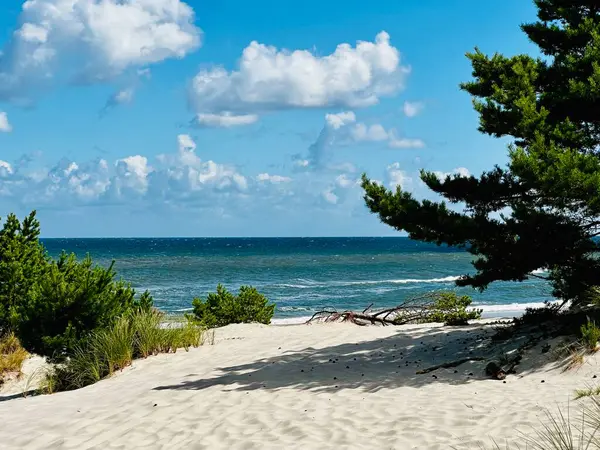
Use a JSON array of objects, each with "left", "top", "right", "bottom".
[
  {"left": 426, "top": 292, "right": 482, "bottom": 326},
  {"left": 581, "top": 319, "right": 600, "bottom": 351},
  {"left": 0, "top": 211, "right": 154, "bottom": 361},
  {"left": 0, "top": 212, "right": 49, "bottom": 335},
  {"left": 16, "top": 252, "right": 153, "bottom": 361},
  {"left": 514, "top": 303, "right": 563, "bottom": 327},
  {"left": 190, "top": 284, "right": 275, "bottom": 328}
]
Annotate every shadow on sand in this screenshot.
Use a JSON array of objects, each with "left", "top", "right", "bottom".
[{"left": 153, "top": 322, "right": 565, "bottom": 395}]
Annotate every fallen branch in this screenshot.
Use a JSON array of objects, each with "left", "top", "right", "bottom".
[
  {"left": 307, "top": 309, "right": 396, "bottom": 326},
  {"left": 416, "top": 357, "right": 485, "bottom": 374}
]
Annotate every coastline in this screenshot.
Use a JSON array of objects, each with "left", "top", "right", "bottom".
[
  {"left": 269, "top": 301, "right": 549, "bottom": 325},
  {"left": 1, "top": 319, "right": 595, "bottom": 449}
]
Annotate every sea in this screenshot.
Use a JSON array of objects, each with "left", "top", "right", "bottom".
[{"left": 41, "top": 237, "right": 554, "bottom": 324}]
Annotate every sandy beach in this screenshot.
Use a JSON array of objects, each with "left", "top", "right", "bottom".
[{"left": 0, "top": 320, "right": 597, "bottom": 450}]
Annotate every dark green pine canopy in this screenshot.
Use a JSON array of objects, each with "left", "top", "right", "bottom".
[{"left": 362, "top": 0, "right": 600, "bottom": 305}]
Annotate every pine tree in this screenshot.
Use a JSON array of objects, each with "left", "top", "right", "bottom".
[{"left": 362, "top": 1, "right": 600, "bottom": 305}]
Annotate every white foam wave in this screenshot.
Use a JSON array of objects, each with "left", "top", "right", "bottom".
[
  {"left": 271, "top": 316, "right": 313, "bottom": 325},
  {"left": 476, "top": 301, "right": 560, "bottom": 314},
  {"left": 389, "top": 276, "right": 461, "bottom": 284},
  {"left": 275, "top": 276, "right": 462, "bottom": 289},
  {"left": 277, "top": 306, "right": 313, "bottom": 312}
]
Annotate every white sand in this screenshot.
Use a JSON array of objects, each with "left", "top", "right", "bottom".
[{"left": 0, "top": 320, "right": 598, "bottom": 449}]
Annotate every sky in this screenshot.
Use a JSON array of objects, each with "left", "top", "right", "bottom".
[{"left": 0, "top": 0, "right": 539, "bottom": 237}]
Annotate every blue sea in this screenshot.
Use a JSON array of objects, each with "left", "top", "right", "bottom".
[{"left": 41, "top": 237, "right": 553, "bottom": 324}]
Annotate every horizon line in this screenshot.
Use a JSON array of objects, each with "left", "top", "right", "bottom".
[{"left": 39, "top": 235, "right": 409, "bottom": 240}]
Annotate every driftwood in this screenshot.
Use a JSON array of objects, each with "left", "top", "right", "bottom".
[
  {"left": 306, "top": 293, "right": 452, "bottom": 326},
  {"left": 416, "top": 357, "right": 485, "bottom": 374}
]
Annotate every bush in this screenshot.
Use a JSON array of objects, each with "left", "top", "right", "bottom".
[
  {"left": 514, "top": 303, "right": 563, "bottom": 327},
  {"left": 0, "top": 333, "right": 28, "bottom": 380},
  {"left": 16, "top": 252, "right": 154, "bottom": 361},
  {"left": 0, "top": 212, "right": 49, "bottom": 335},
  {"left": 423, "top": 292, "right": 482, "bottom": 326},
  {"left": 581, "top": 319, "right": 600, "bottom": 351},
  {"left": 0, "top": 211, "right": 155, "bottom": 361},
  {"left": 43, "top": 309, "right": 205, "bottom": 392},
  {"left": 190, "top": 284, "right": 275, "bottom": 328}
]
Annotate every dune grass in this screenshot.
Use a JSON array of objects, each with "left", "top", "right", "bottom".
[
  {"left": 42, "top": 309, "right": 205, "bottom": 393},
  {"left": 0, "top": 333, "right": 28, "bottom": 381},
  {"left": 483, "top": 398, "right": 600, "bottom": 449}
]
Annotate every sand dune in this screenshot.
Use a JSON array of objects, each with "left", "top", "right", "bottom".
[{"left": 0, "top": 321, "right": 598, "bottom": 449}]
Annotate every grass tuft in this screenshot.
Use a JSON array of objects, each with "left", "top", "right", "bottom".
[
  {"left": 0, "top": 333, "right": 28, "bottom": 380},
  {"left": 41, "top": 309, "right": 206, "bottom": 393},
  {"left": 575, "top": 386, "right": 600, "bottom": 400}
]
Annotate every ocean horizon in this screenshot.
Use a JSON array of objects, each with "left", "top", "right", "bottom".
[{"left": 40, "top": 237, "right": 553, "bottom": 324}]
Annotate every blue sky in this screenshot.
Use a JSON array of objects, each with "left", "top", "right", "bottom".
[{"left": 0, "top": 0, "right": 538, "bottom": 237}]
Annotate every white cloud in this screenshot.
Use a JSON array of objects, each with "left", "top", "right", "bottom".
[
  {"left": 388, "top": 137, "right": 425, "bottom": 148},
  {"left": 189, "top": 32, "right": 409, "bottom": 125},
  {"left": 433, "top": 167, "right": 471, "bottom": 180},
  {"left": 100, "top": 87, "right": 136, "bottom": 116},
  {"left": 0, "top": 112, "right": 12, "bottom": 132},
  {"left": 297, "top": 111, "right": 424, "bottom": 169},
  {"left": 0, "top": 160, "right": 14, "bottom": 175},
  {"left": 0, "top": 135, "right": 369, "bottom": 219},
  {"left": 0, "top": 0, "right": 202, "bottom": 102},
  {"left": 113, "top": 88, "right": 135, "bottom": 105},
  {"left": 321, "top": 189, "right": 339, "bottom": 204},
  {"left": 350, "top": 123, "right": 389, "bottom": 142},
  {"left": 403, "top": 101, "right": 424, "bottom": 117},
  {"left": 177, "top": 134, "right": 196, "bottom": 152},
  {"left": 325, "top": 111, "right": 356, "bottom": 130},
  {"left": 114, "top": 155, "right": 152, "bottom": 194},
  {"left": 256, "top": 173, "right": 292, "bottom": 183},
  {"left": 386, "top": 162, "right": 412, "bottom": 189},
  {"left": 194, "top": 113, "right": 259, "bottom": 128}
]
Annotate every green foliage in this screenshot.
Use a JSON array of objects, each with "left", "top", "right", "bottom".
[
  {"left": 43, "top": 309, "right": 205, "bottom": 392},
  {"left": 16, "top": 252, "right": 153, "bottom": 361},
  {"left": 0, "top": 211, "right": 154, "bottom": 361},
  {"left": 515, "top": 303, "right": 563, "bottom": 326},
  {"left": 580, "top": 318, "right": 600, "bottom": 351},
  {"left": 426, "top": 292, "right": 483, "bottom": 326},
  {"left": 190, "top": 284, "right": 275, "bottom": 328},
  {"left": 361, "top": 1, "right": 600, "bottom": 306},
  {"left": 0, "top": 211, "right": 48, "bottom": 334}
]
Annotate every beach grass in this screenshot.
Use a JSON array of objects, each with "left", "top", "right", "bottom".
[
  {"left": 42, "top": 309, "right": 206, "bottom": 392},
  {"left": 0, "top": 333, "right": 28, "bottom": 379}
]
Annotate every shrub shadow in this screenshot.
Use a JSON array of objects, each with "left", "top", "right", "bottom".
[{"left": 153, "top": 322, "right": 559, "bottom": 395}]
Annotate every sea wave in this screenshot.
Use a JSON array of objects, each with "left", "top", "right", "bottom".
[
  {"left": 271, "top": 316, "right": 313, "bottom": 325},
  {"left": 274, "top": 276, "right": 462, "bottom": 289}
]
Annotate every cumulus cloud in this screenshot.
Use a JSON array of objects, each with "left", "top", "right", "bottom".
[
  {"left": 0, "top": 112, "right": 12, "bottom": 132},
  {"left": 403, "top": 101, "right": 424, "bottom": 117},
  {"left": 433, "top": 167, "right": 470, "bottom": 180},
  {"left": 321, "top": 173, "right": 361, "bottom": 205},
  {"left": 0, "top": 0, "right": 202, "bottom": 103},
  {"left": 325, "top": 111, "right": 356, "bottom": 130},
  {"left": 296, "top": 111, "right": 424, "bottom": 170},
  {"left": 386, "top": 162, "right": 412, "bottom": 189},
  {"left": 0, "top": 134, "right": 369, "bottom": 219},
  {"left": 189, "top": 32, "right": 410, "bottom": 125}
]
